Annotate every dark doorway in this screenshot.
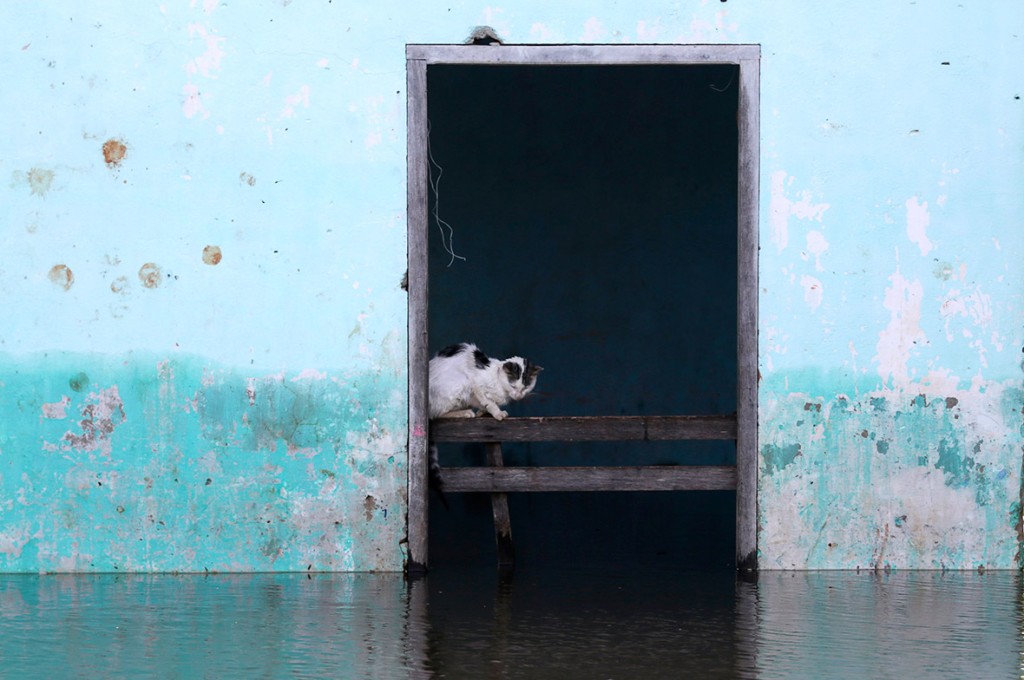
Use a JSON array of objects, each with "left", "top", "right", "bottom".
[{"left": 424, "top": 63, "right": 740, "bottom": 569}]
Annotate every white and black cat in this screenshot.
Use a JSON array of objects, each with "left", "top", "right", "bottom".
[{"left": 428, "top": 342, "right": 541, "bottom": 495}]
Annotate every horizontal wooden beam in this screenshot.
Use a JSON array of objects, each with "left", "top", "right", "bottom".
[
  {"left": 442, "top": 465, "right": 736, "bottom": 493},
  {"left": 431, "top": 415, "right": 736, "bottom": 442}
]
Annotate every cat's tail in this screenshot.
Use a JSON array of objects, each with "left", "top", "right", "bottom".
[{"left": 428, "top": 443, "right": 450, "bottom": 510}]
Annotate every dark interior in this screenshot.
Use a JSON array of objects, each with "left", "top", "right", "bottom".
[{"left": 425, "top": 63, "right": 739, "bottom": 569}]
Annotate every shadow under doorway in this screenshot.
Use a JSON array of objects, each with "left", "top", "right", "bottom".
[{"left": 425, "top": 63, "right": 739, "bottom": 570}]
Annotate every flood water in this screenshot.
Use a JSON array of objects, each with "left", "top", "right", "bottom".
[{"left": 0, "top": 568, "right": 1019, "bottom": 679}]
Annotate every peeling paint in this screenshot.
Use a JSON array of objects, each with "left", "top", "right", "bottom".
[
  {"left": 138, "top": 263, "right": 162, "bottom": 289},
  {"left": 0, "top": 353, "right": 406, "bottom": 572},
  {"left": 0, "top": 1, "right": 1019, "bottom": 574},
  {"left": 905, "top": 197, "right": 933, "bottom": 255},
  {"left": 47, "top": 264, "right": 74, "bottom": 291},
  {"left": 760, "top": 377, "right": 1023, "bottom": 569},
  {"left": 201, "top": 245, "right": 222, "bottom": 265},
  {"left": 102, "top": 139, "right": 127, "bottom": 169},
  {"left": 874, "top": 269, "right": 926, "bottom": 388}
]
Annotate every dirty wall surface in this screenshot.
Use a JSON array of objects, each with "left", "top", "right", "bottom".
[{"left": 1, "top": 2, "right": 1021, "bottom": 570}]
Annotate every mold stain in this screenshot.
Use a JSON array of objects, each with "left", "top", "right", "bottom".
[
  {"left": 202, "top": 245, "right": 223, "bottom": 265},
  {"left": 48, "top": 264, "right": 74, "bottom": 291},
  {"left": 363, "top": 495, "right": 378, "bottom": 521},
  {"left": 240, "top": 172, "right": 256, "bottom": 186},
  {"left": 138, "top": 263, "right": 162, "bottom": 288},
  {"left": 68, "top": 372, "right": 90, "bottom": 392},
  {"left": 102, "top": 138, "right": 127, "bottom": 168},
  {"left": 27, "top": 168, "right": 55, "bottom": 196},
  {"left": 762, "top": 443, "right": 802, "bottom": 475}
]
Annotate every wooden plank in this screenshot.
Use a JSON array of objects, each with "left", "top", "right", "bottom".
[
  {"left": 406, "top": 44, "right": 761, "bottom": 66},
  {"left": 485, "top": 443, "right": 515, "bottom": 569},
  {"left": 443, "top": 466, "right": 736, "bottom": 493},
  {"left": 405, "top": 56, "right": 430, "bottom": 574},
  {"left": 431, "top": 415, "right": 736, "bottom": 443},
  {"left": 735, "top": 48, "right": 760, "bottom": 571}
]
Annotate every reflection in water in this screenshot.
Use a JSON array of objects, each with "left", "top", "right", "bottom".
[{"left": 0, "top": 570, "right": 1019, "bottom": 678}]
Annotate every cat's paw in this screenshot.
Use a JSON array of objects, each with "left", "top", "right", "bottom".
[{"left": 493, "top": 410, "right": 508, "bottom": 420}]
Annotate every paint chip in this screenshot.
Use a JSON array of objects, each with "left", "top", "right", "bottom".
[
  {"left": 48, "top": 264, "right": 74, "bottom": 290},
  {"left": 138, "top": 263, "right": 162, "bottom": 288},
  {"left": 103, "top": 138, "right": 127, "bottom": 168},
  {"left": 202, "top": 245, "right": 222, "bottom": 265}
]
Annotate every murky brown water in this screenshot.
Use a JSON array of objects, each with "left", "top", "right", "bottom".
[{"left": 0, "top": 568, "right": 1019, "bottom": 679}]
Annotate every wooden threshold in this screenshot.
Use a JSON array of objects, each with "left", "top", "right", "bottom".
[
  {"left": 431, "top": 415, "right": 736, "bottom": 443},
  {"left": 443, "top": 465, "right": 736, "bottom": 493}
]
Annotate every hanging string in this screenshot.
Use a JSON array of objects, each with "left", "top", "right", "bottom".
[{"left": 427, "top": 119, "right": 466, "bottom": 267}]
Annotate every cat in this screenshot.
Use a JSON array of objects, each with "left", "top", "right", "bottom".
[{"left": 427, "top": 342, "right": 541, "bottom": 498}]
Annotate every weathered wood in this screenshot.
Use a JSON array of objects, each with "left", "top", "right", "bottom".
[
  {"left": 405, "top": 56, "right": 430, "bottom": 574},
  {"left": 407, "top": 43, "right": 761, "bottom": 571},
  {"left": 431, "top": 415, "right": 736, "bottom": 443},
  {"left": 406, "top": 44, "right": 760, "bottom": 66},
  {"left": 735, "top": 48, "right": 761, "bottom": 571},
  {"left": 443, "top": 466, "right": 737, "bottom": 493},
  {"left": 485, "top": 443, "right": 515, "bottom": 568}
]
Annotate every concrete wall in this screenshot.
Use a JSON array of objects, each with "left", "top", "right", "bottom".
[{"left": 1, "top": 2, "right": 1021, "bottom": 571}]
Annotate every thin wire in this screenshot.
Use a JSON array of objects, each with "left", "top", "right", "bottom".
[
  {"left": 709, "top": 69, "right": 736, "bottom": 93},
  {"left": 427, "top": 119, "right": 465, "bottom": 267}
]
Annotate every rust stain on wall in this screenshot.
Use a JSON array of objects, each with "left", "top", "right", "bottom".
[
  {"left": 138, "top": 263, "right": 162, "bottom": 288},
  {"left": 110, "top": 275, "right": 129, "bottom": 294},
  {"left": 48, "top": 264, "right": 74, "bottom": 290},
  {"left": 102, "top": 138, "right": 127, "bottom": 168},
  {"left": 202, "top": 245, "right": 223, "bottom": 265}
]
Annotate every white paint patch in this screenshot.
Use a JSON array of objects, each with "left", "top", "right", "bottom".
[
  {"left": 940, "top": 286, "right": 992, "bottom": 341},
  {"left": 805, "top": 230, "right": 829, "bottom": 271},
  {"left": 905, "top": 197, "right": 933, "bottom": 256},
  {"left": 769, "top": 171, "right": 791, "bottom": 252},
  {"left": 317, "top": 58, "right": 329, "bottom": 68},
  {"left": 918, "top": 368, "right": 961, "bottom": 394},
  {"left": 292, "top": 369, "right": 327, "bottom": 382},
  {"left": 769, "top": 171, "right": 830, "bottom": 253},
  {"left": 0, "top": 527, "right": 34, "bottom": 557},
  {"left": 636, "top": 19, "right": 662, "bottom": 41},
  {"left": 801, "top": 275, "right": 823, "bottom": 312},
  {"left": 582, "top": 17, "right": 605, "bottom": 42},
  {"left": 530, "top": 22, "right": 554, "bottom": 41},
  {"left": 281, "top": 85, "right": 311, "bottom": 118},
  {"left": 874, "top": 269, "right": 926, "bottom": 387},
  {"left": 186, "top": 24, "right": 226, "bottom": 78},
  {"left": 41, "top": 396, "right": 71, "bottom": 420},
  {"left": 182, "top": 83, "right": 208, "bottom": 119}
]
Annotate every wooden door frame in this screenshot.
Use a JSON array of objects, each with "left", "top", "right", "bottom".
[{"left": 406, "top": 44, "right": 760, "bottom": 573}]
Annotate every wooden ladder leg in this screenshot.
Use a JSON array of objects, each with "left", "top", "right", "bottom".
[{"left": 485, "top": 442, "right": 515, "bottom": 570}]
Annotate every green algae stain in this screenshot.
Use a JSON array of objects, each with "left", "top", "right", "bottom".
[
  {"left": 762, "top": 443, "right": 802, "bottom": 475},
  {"left": 936, "top": 437, "right": 974, "bottom": 489},
  {"left": 68, "top": 372, "right": 90, "bottom": 392}
]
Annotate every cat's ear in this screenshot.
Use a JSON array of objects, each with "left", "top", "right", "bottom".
[{"left": 526, "top": 365, "right": 542, "bottom": 380}]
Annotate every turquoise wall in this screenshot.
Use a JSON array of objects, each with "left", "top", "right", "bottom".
[{"left": 1, "top": 1, "right": 1021, "bottom": 570}]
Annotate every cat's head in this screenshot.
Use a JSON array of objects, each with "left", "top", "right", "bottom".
[{"left": 501, "top": 357, "right": 542, "bottom": 401}]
